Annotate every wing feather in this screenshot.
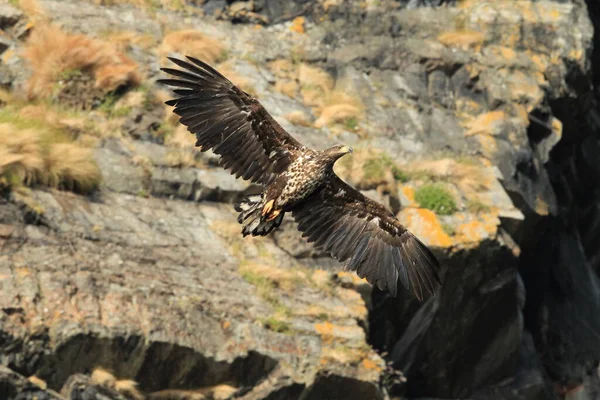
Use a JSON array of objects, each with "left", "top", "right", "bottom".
[
  {"left": 292, "top": 175, "right": 442, "bottom": 300},
  {"left": 159, "top": 56, "right": 304, "bottom": 185}
]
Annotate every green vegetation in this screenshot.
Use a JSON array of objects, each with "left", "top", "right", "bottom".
[
  {"left": 261, "top": 317, "right": 291, "bottom": 334},
  {"left": 391, "top": 165, "right": 409, "bottom": 183},
  {"left": 361, "top": 152, "right": 410, "bottom": 183},
  {"left": 317, "top": 312, "right": 329, "bottom": 321},
  {"left": 415, "top": 184, "right": 457, "bottom": 215},
  {"left": 344, "top": 117, "right": 358, "bottom": 131},
  {"left": 58, "top": 68, "right": 84, "bottom": 81},
  {"left": 98, "top": 91, "right": 122, "bottom": 115}
]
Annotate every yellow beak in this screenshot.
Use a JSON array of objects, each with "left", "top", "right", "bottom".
[{"left": 340, "top": 145, "right": 353, "bottom": 154}]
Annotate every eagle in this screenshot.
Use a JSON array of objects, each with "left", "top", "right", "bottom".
[{"left": 158, "top": 56, "right": 441, "bottom": 300}]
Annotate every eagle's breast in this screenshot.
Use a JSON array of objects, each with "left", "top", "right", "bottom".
[{"left": 277, "top": 152, "right": 329, "bottom": 207}]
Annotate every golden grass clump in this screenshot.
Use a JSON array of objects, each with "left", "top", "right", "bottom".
[
  {"left": 403, "top": 157, "right": 489, "bottom": 194},
  {"left": 90, "top": 368, "right": 143, "bottom": 400},
  {"left": 334, "top": 147, "right": 397, "bottom": 189},
  {"left": 102, "top": 31, "right": 158, "bottom": 52},
  {"left": 0, "top": 108, "right": 101, "bottom": 194},
  {"left": 269, "top": 60, "right": 363, "bottom": 130},
  {"left": 284, "top": 110, "right": 312, "bottom": 126},
  {"left": 23, "top": 23, "right": 141, "bottom": 100},
  {"left": 159, "top": 30, "right": 226, "bottom": 65}
]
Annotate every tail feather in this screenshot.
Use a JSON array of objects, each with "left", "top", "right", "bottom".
[{"left": 234, "top": 194, "right": 284, "bottom": 237}]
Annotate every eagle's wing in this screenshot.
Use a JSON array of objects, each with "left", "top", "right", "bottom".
[
  {"left": 291, "top": 174, "right": 441, "bottom": 300},
  {"left": 158, "top": 56, "right": 304, "bottom": 185}
]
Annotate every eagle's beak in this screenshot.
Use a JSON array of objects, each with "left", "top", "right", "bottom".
[{"left": 340, "top": 145, "right": 353, "bottom": 154}]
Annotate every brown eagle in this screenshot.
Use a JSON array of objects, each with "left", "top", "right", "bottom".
[{"left": 158, "top": 56, "right": 441, "bottom": 300}]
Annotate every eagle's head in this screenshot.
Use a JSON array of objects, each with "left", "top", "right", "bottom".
[{"left": 324, "top": 145, "right": 353, "bottom": 163}]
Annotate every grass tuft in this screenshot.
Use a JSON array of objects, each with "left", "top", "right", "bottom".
[
  {"left": 0, "top": 108, "right": 101, "bottom": 194},
  {"left": 159, "top": 30, "right": 227, "bottom": 65},
  {"left": 23, "top": 23, "right": 141, "bottom": 101},
  {"left": 415, "top": 184, "right": 457, "bottom": 215}
]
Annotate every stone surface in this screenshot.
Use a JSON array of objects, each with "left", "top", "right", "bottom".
[{"left": 0, "top": 0, "right": 600, "bottom": 398}]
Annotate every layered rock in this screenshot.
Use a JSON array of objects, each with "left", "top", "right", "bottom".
[{"left": 0, "top": 0, "right": 599, "bottom": 399}]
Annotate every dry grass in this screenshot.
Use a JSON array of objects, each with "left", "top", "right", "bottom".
[
  {"left": 402, "top": 157, "right": 490, "bottom": 194},
  {"left": 240, "top": 262, "right": 309, "bottom": 292},
  {"left": 284, "top": 110, "right": 312, "bottom": 126},
  {"left": 101, "top": 31, "right": 158, "bottom": 52},
  {"left": 148, "top": 385, "right": 237, "bottom": 400},
  {"left": 334, "top": 147, "right": 399, "bottom": 189},
  {"left": 23, "top": 23, "right": 141, "bottom": 100},
  {"left": 269, "top": 61, "right": 363, "bottom": 130},
  {"left": 164, "top": 125, "right": 196, "bottom": 148},
  {"left": 90, "top": 368, "right": 143, "bottom": 400},
  {"left": 0, "top": 107, "right": 101, "bottom": 194},
  {"left": 159, "top": 30, "right": 226, "bottom": 65}
]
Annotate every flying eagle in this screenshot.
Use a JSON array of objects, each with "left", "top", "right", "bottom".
[{"left": 158, "top": 56, "right": 441, "bottom": 300}]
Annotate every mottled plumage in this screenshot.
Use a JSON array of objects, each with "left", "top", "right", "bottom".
[{"left": 158, "top": 56, "right": 442, "bottom": 300}]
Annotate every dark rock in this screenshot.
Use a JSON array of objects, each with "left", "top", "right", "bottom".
[
  {"left": 0, "top": 366, "right": 62, "bottom": 400},
  {"left": 60, "top": 373, "right": 128, "bottom": 400},
  {"left": 0, "top": 4, "right": 23, "bottom": 30},
  {"left": 121, "top": 106, "right": 165, "bottom": 143},
  {"left": 371, "top": 241, "right": 522, "bottom": 398}
]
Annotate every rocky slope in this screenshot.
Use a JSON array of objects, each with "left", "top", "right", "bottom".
[{"left": 0, "top": 0, "right": 599, "bottom": 399}]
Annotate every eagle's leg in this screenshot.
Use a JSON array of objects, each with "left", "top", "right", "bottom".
[
  {"left": 265, "top": 209, "right": 281, "bottom": 221},
  {"left": 234, "top": 194, "right": 285, "bottom": 237},
  {"left": 262, "top": 199, "right": 275, "bottom": 216}
]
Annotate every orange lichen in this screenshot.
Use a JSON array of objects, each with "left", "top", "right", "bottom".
[
  {"left": 465, "top": 111, "right": 507, "bottom": 136},
  {"left": 315, "top": 321, "right": 334, "bottom": 336},
  {"left": 455, "top": 216, "right": 498, "bottom": 244},
  {"left": 401, "top": 185, "right": 415, "bottom": 204},
  {"left": 361, "top": 359, "right": 383, "bottom": 372},
  {"left": 290, "top": 16, "right": 306, "bottom": 34},
  {"left": 398, "top": 208, "right": 453, "bottom": 248}
]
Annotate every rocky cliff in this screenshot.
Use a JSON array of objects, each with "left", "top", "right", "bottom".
[{"left": 0, "top": 0, "right": 599, "bottom": 399}]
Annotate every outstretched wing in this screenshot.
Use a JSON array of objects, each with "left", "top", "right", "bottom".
[
  {"left": 158, "top": 56, "right": 304, "bottom": 185},
  {"left": 291, "top": 175, "right": 441, "bottom": 300}
]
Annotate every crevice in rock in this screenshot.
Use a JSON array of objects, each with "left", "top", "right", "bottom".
[{"left": 32, "top": 334, "right": 278, "bottom": 395}]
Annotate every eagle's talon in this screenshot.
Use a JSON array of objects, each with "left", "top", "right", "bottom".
[
  {"left": 266, "top": 209, "right": 281, "bottom": 221},
  {"left": 262, "top": 200, "right": 275, "bottom": 216}
]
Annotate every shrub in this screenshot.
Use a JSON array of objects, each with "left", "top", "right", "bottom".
[{"left": 415, "top": 184, "right": 457, "bottom": 215}]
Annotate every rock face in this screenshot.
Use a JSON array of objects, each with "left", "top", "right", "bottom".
[{"left": 1, "top": 0, "right": 600, "bottom": 399}]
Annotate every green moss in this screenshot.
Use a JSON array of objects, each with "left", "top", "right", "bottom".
[
  {"left": 317, "top": 313, "right": 329, "bottom": 321},
  {"left": 344, "top": 117, "right": 358, "bottom": 131},
  {"left": 59, "top": 68, "right": 84, "bottom": 81},
  {"left": 98, "top": 91, "right": 122, "bottom": 115},
  {"left": 391, "top": 165, "right": 409, "bottom": 183},
  {"left": 261, "top": 317, "right": 291, "bottom": 334},
  {"left": 414, "top": 184, "right": 457, "bottom": 215},
  {"left": 112, "top": 106, "right": 132, "bottom": 118}
]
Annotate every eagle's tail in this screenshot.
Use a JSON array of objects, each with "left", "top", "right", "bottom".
[{"left": 234, "top": 194, "right": 284, "bottom": 237}]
